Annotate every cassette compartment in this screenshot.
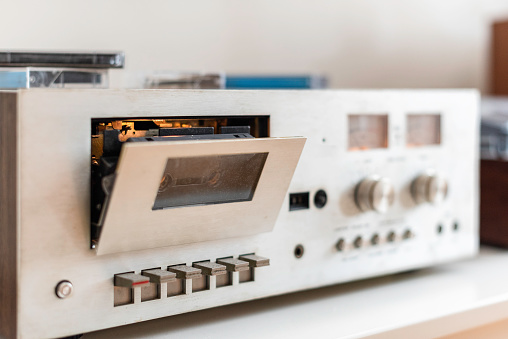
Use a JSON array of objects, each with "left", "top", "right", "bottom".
[{"left": 91, "top": 116, "right": 305, "bottom": 255}]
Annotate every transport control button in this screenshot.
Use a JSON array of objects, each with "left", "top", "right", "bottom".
[
  {"left": 193, "top": 262, "right": 227, "bottom": 276},
  {"left": 238, "top": 254, "right": 270, "bottom": 268},
  {"left": 142, "top": 269, "right": 176, "bottom": 283},
  {"left": 216, "top": 258, "right": 250, "bottom": 272},
  {"left": 411, "top": 171, "right": 448, "bottom": 205},
  {"left": 167, "top": 265, "right": 202, "bottom": 279},
  {"left": 355, "top": 175, "right": 395, "bottom": 213},
  {"left": 114, "top": 273, "right": 150, "bottom": 288}
]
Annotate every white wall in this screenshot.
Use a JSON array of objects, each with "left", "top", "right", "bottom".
[{"left": 2, "top": 0, "right": 508, "bottom": 91}]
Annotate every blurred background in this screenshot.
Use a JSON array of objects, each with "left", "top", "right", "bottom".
[{"left": 2, "top": 0, "right": 508, "bottom": 91}]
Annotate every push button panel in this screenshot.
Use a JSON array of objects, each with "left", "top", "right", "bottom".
[{"left": 113, "top": 254, "right": 270, "bottom": 307}]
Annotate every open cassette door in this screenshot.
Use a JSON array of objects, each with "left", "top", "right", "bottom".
[{"left": 95, "top": 136, "right": 306, "bottom": 255}]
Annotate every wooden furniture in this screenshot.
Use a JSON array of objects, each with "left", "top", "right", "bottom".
[{"left": 492, "top": 20, "right": 508, "bottom": 94}]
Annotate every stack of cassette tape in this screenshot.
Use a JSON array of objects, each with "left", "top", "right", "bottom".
[
  {"left": 144, "top": 72, "right": 327, "bottom": 89},
  {"left": 0, "top": 51, "right": 124, "bottom": 89}
]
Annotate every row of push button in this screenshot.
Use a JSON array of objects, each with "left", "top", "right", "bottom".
[{"left": 114, "top": 254, "right": 269, "bottom": 306}]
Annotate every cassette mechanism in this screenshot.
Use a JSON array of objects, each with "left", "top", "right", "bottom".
[{"left": 90, "top": 117, "right": 304, "bottom": 254}]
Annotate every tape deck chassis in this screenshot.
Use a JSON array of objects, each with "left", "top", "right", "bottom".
[{"left": 0, "top": 89, "right": 478, "bottom": 338}]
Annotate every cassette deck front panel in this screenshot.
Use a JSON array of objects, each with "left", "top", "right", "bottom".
[{"left": 0, "top": 89, "right": 478, "bottom": 338}]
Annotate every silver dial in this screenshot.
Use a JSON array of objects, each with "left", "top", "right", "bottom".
[
  {"left": 355, "top": 176, "right": 395, "bottom": 213},
  {"left": 411, "top": 171, "right": 448, "bottom": 204}
]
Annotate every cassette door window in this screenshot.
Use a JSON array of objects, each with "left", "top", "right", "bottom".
[{"left": 95, "top": 137, "right": 306, "bottom": 255}]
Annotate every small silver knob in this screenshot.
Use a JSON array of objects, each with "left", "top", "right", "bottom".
[
  {"left": 411, "top": 171, "right": 448, "bottom": 205},
  {"left": 55, "top": 281, "right": 73, "bottom": 299},
  {"left": 355, "top": 176, "right": 395, "bottom": 213}
]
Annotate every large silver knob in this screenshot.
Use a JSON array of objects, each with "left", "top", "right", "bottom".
[
  {"left": 355, "top": 176, "right": 395, "bottom": 213},
  {"left": 411, "top": 171, "right": 448, "bottom": 204}
]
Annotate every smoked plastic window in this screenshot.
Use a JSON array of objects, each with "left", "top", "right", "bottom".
[
  {"left": 348, "top": 114, "right": 388, "bottom": 151},
  {"left": 153, "top": 153, "right": 268, "bottom": 210},
  {"left": 406, "top": 114, "right": 441, "bottom": 147}
]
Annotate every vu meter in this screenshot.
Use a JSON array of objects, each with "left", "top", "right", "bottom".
[
  {"left": 348, "top": 114, "right": 388, "bottom": 151},
  {"left": 407, "top": 114, "right": 441, "bottom": 147}
]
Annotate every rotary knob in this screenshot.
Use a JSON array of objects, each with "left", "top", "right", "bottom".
[
  {"left": 411, "top": 171, "right": 448, "bottom": 204},
  {"left": 354, "top": 176, "right": 395, "bottom": 213}
]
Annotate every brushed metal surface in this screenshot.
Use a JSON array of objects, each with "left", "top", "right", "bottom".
[
  {"left": 98, "top": 137, "right": 306, "bottom": 255},
  {"left": 1, "top": 89, "right": 478, "bottom": 338}
]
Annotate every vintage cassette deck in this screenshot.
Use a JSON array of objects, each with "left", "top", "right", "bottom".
[{"left": 0, "top": 89, "right": 479, "bottom": 338}]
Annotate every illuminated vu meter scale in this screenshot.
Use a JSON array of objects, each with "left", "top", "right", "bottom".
[
  {"left": 406, "top": 114, "right": 441, "bottom": 147},
  {"left": 348, "top": 114, "right": 441, "bottom": 151},
  {"left": 348, "top": 115, "right": 388, "bottom": 151}
]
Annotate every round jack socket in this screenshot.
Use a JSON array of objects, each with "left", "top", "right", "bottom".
[
  {"left": 336, "top": 238, "right": 345, "bottom": 251},
  {"left": 437, "top": 224, "right": 443, "bottom": 234},
  {"left": 371, "top": 234, "right": 380, "bottom": 246},
  {"left": 353, "top": 236, "right": 363, "bottom": 249},
  {"left": 387, "top": 231, "right": 396, "bottom": 243},
  {"left": 314, "top": 190, "right": 327, "bottom": 209},
  {"left": 294, "top": 244, "right": 304, "bottom": 258}
]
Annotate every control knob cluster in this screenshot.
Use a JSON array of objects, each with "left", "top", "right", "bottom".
[
  {"left": 411, "top": 171, "right": 448, "bottom": 205},
  {"left": 354, "top": 175, "right": 395, "bottom": 214},
  {"left": 354, "top": 170, "right": 448, "bottom": 214}
]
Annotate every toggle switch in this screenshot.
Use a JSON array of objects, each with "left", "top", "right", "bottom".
[
  {"left": 217, "top": 258, "right": 250, "bottom": 285},
  {"left": 238, "top": 254, "right": 270, "bottom": 268},
  {"left": 193, "top": 262, "right": 227, "bottom": 290},
  {"left": 193, "top": 262, "right": 227, "bottom": 276},
  {"left": 167, "top": 265, "right": 202, "bottom": 294},
  {"left": 216, "top": 258, "right": 249, "bottom": 272},
  {"left": 141, "top": 269, "right": 177, "bottom": 301},
  {"left": 238, "top": 255, "right": 269, "bottom": 283},
  {"left": 142, "top": 269, "right": 176, "bottom": 284},
  {"left": 114, "top": 273, "right": 150, "bottom": 288},
  {"left": 114, "top": 272, "right": 150, "bottom": 306},
  {"left": 167, "top": 265, "right": 202, "bottom": 279}
]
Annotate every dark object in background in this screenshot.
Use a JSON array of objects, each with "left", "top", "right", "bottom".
[
  {"left": 481, "top": 159, "right": 508, "bottom": 247},
  {"left": 225, "top": 75, "right": 327, "bottom": 89},
  {"left": 480, "top": 98, "right": 508, "bottom": 248},
  {"left": 145, "top": 72, "right": 223, "bottom": 89},
  {"left": 0, "top": 51, "right": 124, "bottom": 89},
  {"left": 480, "top": 99, "right": 508, "bottom": 247},
  {"left": 0, "top": 51, "right": 124, "bottom": 68},
  {"left": 492, "top": 20, "right": 508, "bottom": 95},
  {"left": 145, "top": 73, "right": 328, "bottom": 89}
]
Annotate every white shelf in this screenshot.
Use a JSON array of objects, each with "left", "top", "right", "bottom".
[{"left": 86, "top": 246, "right": 508, "bottom": 339}]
